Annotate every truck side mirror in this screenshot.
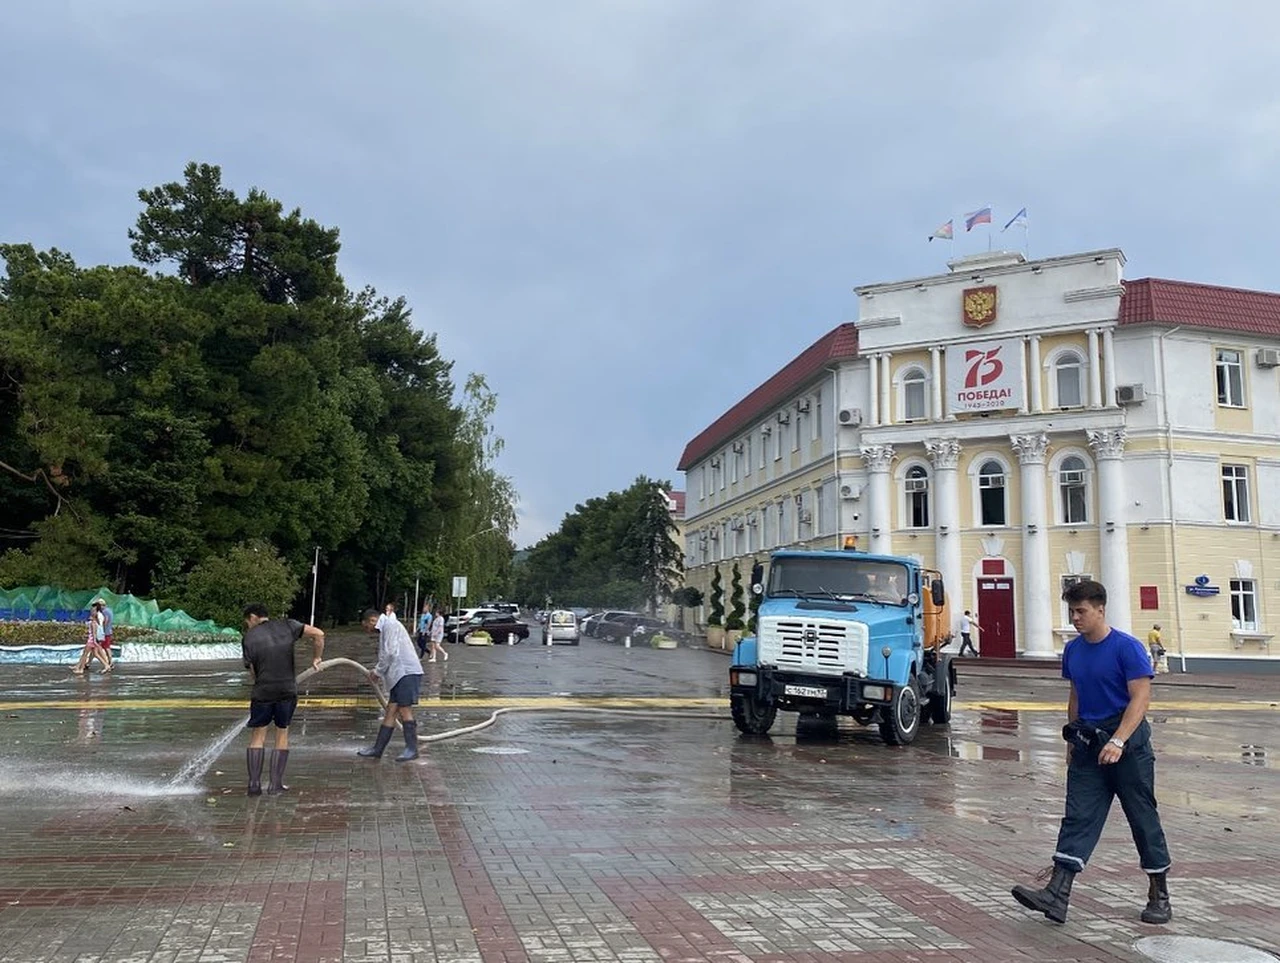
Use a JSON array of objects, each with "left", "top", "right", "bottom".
[
  {"left": 931, "top": 579, "right": 946, "bottom": 607},
  {"left": 751, "top": 563, "right": 764, "bottom": 595}
]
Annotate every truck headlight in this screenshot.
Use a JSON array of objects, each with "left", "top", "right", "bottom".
[
  {"left": 731, "top": 670, "right": 757, "bottom": 687},
  {"left": 862, "top": 685, "right": 890, "bottom": 701}
]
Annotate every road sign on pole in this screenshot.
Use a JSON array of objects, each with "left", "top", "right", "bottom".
[{"left": 452, "top": 576, "right": 467, "bottom": 598}]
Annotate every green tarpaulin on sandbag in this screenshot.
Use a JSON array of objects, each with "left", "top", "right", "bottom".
[{"left": 0, "top": 585, "right": 237, "bottom": 636}]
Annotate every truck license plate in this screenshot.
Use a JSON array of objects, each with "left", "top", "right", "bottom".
[{"left": 784, "top": 684, "right": 828, "bottom": 700}]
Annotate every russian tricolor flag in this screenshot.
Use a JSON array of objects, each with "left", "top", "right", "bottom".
[{"left": 964, "top": 207, "right": 992, "bottom": 231}]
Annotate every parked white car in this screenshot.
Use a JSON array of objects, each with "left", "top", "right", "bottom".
[{"left": 544, "top": 610, "right": 580, "bottom": 645}]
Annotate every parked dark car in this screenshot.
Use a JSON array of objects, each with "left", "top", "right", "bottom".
[
  {"left": 582, "top": 610, "right": 637, "bottom": 638},
  {"left": 455, "top": 613, "right": 530, "bottom": 645},
  {"left": 596, "top": 614, "right": 669, "bottom": 643}
]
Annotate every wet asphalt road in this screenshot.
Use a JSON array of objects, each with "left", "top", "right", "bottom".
[{"left": 0, "top": 631, "right": 1277, "bottom": 962}]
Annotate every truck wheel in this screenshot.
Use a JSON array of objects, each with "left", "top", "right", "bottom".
[
  {"left": 731, "top": 694, "right": 776, "bottom": 735},
  {"left": 878, "top": 682, "right": 921, "bottom": 745},
  {"left": 927, "top": 673, "right": 952, "bottom": 724}
]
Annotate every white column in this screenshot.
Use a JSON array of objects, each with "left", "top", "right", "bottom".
[
  {"left": 868, "top": 354, "right": 879, "bottom": 426},
  {"left": 1029, "top": 336, "right": 1043, "bottom": 413},
  {"left": 930, "top": 346, "right": 943, "bottom": 421},
  {"left": 860, "top": 444, "right": 895, "bottom": 554},
  {"left": 925, "top": 438, "right": 962, "bottom": 604},
  {"left": 1087, "top": 328, "right": 1103, "bottom": 409},
  {"left": 880, "top": 353, "right": 893, "bottom": 426},
  {"left": 1011, "top": 432, "right": 1054, "bottom": 657},
  {"left": 1018, "top": 338, "right": 1030, "bottom": 415},
  {"left": 1102, "top": 328, "right": 1118, "bottom": 408},
  {"left": 1088, "top": 427, "right": 1132, "bottom": 631}
]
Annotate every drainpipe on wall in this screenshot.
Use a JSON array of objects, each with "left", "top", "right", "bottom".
[
  {"left": 1157, "top": 325, "right": 1187, "bottom": 672},
  {"left": 829, "top": 365, "right": 841, "bottom": 548}
]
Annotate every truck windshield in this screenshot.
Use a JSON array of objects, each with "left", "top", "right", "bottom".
[{"left": 767, "top": 558, "right": 910, "bottom": 606}]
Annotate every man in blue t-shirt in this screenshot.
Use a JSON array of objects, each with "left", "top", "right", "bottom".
[{"left": 1012, "top": 579, "right": 1171, "bottom": 926}]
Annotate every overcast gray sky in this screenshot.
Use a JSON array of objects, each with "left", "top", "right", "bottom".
[{"left": 4, "top": 2, "right": 1278, "bottom": 546}]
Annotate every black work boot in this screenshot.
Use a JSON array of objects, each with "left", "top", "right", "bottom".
[
  {"left": 395, "top": 720, "right": 419, "bottom": 762},
  {"left": 246, "top": 747, "right": 264, "bottom": 796},
  {"left": 267, "top": 749, "right": 289, "bottom": 795},
  {"left": 358, "top": 725, "right": 395, "bottom": 759},
  {"left": 1141, "top": 871, "right": 1172, "bottom": 924},
  {"left": 1012, "top": 864, "right": 1076, "bottom": 923}
]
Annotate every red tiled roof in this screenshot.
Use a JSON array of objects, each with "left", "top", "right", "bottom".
[
  {"left": 677, "top": 323, "right": 860, "bottom": 472},
  {"left": 667, "top": 491, "right": 686, "bottom": 518},
  {"left": 1120, "top": 278, "right": 1280, "bottom": 336}
]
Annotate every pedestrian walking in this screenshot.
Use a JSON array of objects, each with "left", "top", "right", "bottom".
[
  {"left": 1147, "top": 624, "right": 1169, "bottom": 674},
  {"left": 957, "top": 610, "right": 981, "bottom": 657},
  {"left": 241, "top": 603, "right": 326, "bottom": 796},
  {"left": 72, "top": 602, "right": 111, "bottom": 675},
  {"left": 427, "top": 604, "right": 448, "bottom": 663},
  {"left": 415, "top": 604, "right": 431, "bottom": 659},
  {"left": 358, "top": 606, "right": 424, "bottom": 761},
  {"left": 96, "top": 596, "right": 116, "bottom": 669},
  {"left": 1011, "top": 579, "right": 1172, "bottom": 925}
]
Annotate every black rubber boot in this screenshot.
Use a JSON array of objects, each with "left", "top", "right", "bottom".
[
  {"left": 267, "top": 749, "right": 289, "bottom": 795},
  {"left": 395, "top": 720, "right": 419, "bottom": 762},
  {"left": 246, "top": 747, "right": 264, "bottom": 796},
  {"left": 1012, "top": 864, "right": 1076, "bottom": 924},
  {"left": 1141, "top": 871, "right": 1172, "bottom": 924},
  {"left": 358, "top": 725, "right": 394, "bottom": 759}
]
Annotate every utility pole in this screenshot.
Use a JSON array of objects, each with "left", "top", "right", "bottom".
[{"left": 309, "top": 546, "right": 320, "bottom": 626}]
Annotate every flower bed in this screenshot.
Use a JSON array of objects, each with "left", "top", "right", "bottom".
[{"left": 0, "top": 621, "right": 240, "bottom": 663}]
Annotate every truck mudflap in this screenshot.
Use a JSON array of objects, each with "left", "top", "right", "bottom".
[{"left": 729, "top": 665, "right": 896, "bottom": 714}]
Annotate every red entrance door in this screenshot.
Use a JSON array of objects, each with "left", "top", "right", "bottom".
[{"left": 976, "top": 577, "right": 1016, "bottom": 658}]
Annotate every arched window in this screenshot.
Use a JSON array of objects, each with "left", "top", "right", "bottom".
[
  {"left": 1054, "top": 352, "right": 1085, "bottom": 408},
  {"left": 902, "top": 368, "right": 928, "bottom": 421},
  {"left": 978, "top": 460, "right": 1006, "bottom": 526},
  {"left": 905, "top": 465, "right": 930, "bottom": 528},
  {"left": 1059, "top": 456, "right": 1088, "bottom": 524}
]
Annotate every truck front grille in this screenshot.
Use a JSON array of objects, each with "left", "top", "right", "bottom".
[{"left": 758, "top": 616, "right": 869, "bottom": 678}]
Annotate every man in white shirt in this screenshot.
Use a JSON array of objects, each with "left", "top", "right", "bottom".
[
  {"left": 357, "top": 606, "right": 424, "bottom": 761},
  {"left": 958, "top": 610, "right": 981, "bottom": 657}
]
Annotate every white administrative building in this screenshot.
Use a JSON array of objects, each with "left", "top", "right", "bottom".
[{"left": 677, "top": 248, "right": 1280, "bottom": 671}]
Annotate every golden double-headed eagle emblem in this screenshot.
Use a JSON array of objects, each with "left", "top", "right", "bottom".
[{"left": 962, "top": 285, "right": 998, "bottom": 327}]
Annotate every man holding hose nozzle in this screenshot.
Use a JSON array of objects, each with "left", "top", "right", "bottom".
[
  {"left": 358, "top": 606, "right": 424, "bottom": 762},
  {"left": 241, "top": 603, "right": 325, "bottom": 796}
]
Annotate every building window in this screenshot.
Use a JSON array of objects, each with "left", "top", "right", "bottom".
[
  {"left": 762, "top": 504, "right": 773, "bottom": 548},
  {"left": 978, "top": 460, "right": 1007, "bottom": 526},
  {"left": 1222, "top": 464, "right": 1251, "bottom": 523},
  {"left": 905, "top": 466, "right": 930, "bottom": 528},
  {"left": 745, "top": 436, "right": 753, "bottom": 475},
  {"left": 1054, "top": 352, "right": 1085, "bottom": 408},
  {"left": 775, "top": 423, "right": 783, "bottom": 460},
  {"left": 719, "top": 453, "right": 727, "bottom": 490},
  {"left": 1216, "top": 348, "right": 1245, "bottom": 407},
  {"left": 814, "top": 394, "right": 823, "bottom": 441},
  {"left": 1059, "top": 456, "right": 1088, "bottom": 524},
  {"left": 699, "top": 466, "right": 706, "bottom": 500},
  {"left": 793, "top": 411, "right": 803, "bottom": 452},
  {"left": 1230, "top": 578, "right": 1258, "bottom": 631},
  {"left": 902, "top": 368, "right": 928, "bottom": 421},
  {"left": 777, "top": 501, "right": 788, "bottom": 545}
]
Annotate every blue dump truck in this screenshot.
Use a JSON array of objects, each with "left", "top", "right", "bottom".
[{"left": 729, "top": 545, "right": 956, "bottom": 745}]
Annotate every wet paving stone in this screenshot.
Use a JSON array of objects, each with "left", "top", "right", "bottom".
[{"left": 0, "top": 635, "right": 1277, "bottom": 961}]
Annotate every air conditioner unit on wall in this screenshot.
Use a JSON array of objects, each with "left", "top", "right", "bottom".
[
  {"left": 795, "top": 399, "right": 811, "bottom": 414},
  {"left": 1257, "top": 348, "right": 1280, "bottom": 368},
  {"left": 1116, "top": 383, "right": 1146, "bottom": 405},
  {"left": 838, "top": 407, "right": 863, "bottom": 427},
  {"left": 731, "top": 441, "right": 744, "bottom": 453},
  {"left": 840, "top": 483, "right": 863, "bottom": 500},
  {"left": 710, "top": 456, "right": 722, "bottom": 468},
  {"left": 776, "top": 411, "right": 791, "bottom": 425},
  {"left": 798, "top": 509, "right": 813, "bottom": 524}
]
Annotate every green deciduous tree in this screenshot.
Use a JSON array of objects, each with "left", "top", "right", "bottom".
[
  {"left": 0, "top": 163, "right": 514, "bottom": 620},
  {"left": 179, "top": 539, "right": 299, "bottom": 628}
]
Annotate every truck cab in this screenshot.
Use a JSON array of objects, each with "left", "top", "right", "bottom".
[{"left": 729, "top": 546, "right": 956, "bottom": 744}]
